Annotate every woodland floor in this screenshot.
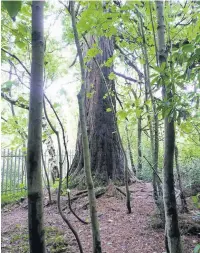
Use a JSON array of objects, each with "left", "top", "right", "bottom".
[{"left": 1, "top": 182, "right": 200, "bottom": 253}]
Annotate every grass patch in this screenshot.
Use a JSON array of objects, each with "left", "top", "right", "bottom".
[
  {"left": 2, "top": 225, "right": 70, "bottom": 253},
  {"left": 1, "top": 191, "right": 27, "bottom": 207}
]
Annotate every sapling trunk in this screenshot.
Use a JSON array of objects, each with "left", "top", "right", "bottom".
[
  {"left": 156, "top": 1, "right": 182, "bottom": 252},
  {"left": 137, "top": 116, "right": 142, "bottom": 178},
  {"left": 175, "top": 145, "right": 188, "bottom": 213},
  {"left": 138, "top": 9, "right": 164, "bottom": 220},
  {"left": 43, "top": 99, "right": 84, "bottom": 253},
  {"left": 41, "top": 147, "right": 52, "bottom": 204},
  {"left": 125, "top": 123, "right": 136, "bottom": 175},
  {"left": 26, "top": 2, "right": 46, "bottom": 252}
]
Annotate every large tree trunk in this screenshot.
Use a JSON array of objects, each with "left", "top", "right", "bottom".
[
  {"left": 26, "top": 1, "right": 46, "bottom": 253},
  {"left": 156, "top": 1, "right": 182, "bottom": 252},
  {"left": 71, "top": 2, "right": 102, "bottom": 252},
  {"left": 70, "top": 36, "right": 124, "bottom": 184}
]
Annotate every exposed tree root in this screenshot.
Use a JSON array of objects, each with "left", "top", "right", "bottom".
[
  {"left": 116, "top": 187, "right": 126, "bottom": 197},
  {"left": 62, "top": 182, "right": 128, "bottom": 212}
]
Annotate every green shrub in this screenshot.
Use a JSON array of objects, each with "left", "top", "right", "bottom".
[{"left": 1, "top": 190, "right": 27, "bottom": 206}]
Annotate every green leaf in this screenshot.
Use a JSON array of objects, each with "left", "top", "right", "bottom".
[
  {"left": 3, "top": 1, "right": 22, "bottom": 20},
  {"left": 106, "top": 108, "right": 112, "bottom": 112},
  {"left": 16, "top": 41, "right": 26, "bottom": 49},
  {"left": 117, "top": 110, "right": 127, "bottom": 120},
  {"left": 192, "top": 195, "right": 198, "bottom": 204},
  {"left": 85, "top": 45, "right": 102, "bottom": 62},
  {"left": 153, "top": 66, "right": 163, "bottom": 73},
  {"left": 86, "top": 92, "right": 94, "bottom": 99},
  {"left": 1, "top": 80, "right": 16, "bottom": 92},
  {"left": 108, "top": 72, "right": 116, "bottom": 80},
  {"left": 136, "top": 108, "right": 142, "bottom": 118},
  {"left": 151, "top": 75, "right": 160, "bottom": 86},
  {"left": 194, "top": 244, "right": 200, "bottom": 253},
  {"left": 195, "top": 34, "right": 200, "bottom": 43},
  {"left": 104, "top": 56, "right": 114, "bottom": 67},
  {"left": 182, "top": 44, "right": 194, "bottom": 53},
  {"left": 195, "top": 48, "right": 200, "bottom": 56},
  {"left": 53, "top": 102, "right": 60, "bottom": 109},
  {"left": 162, "top": 107, "right": 172, "bottom": 119}
]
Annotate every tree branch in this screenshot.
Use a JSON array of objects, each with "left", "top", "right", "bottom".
[
  {"left": 1, "top": 48, "right": 31, "bottom": 76},
  {"left": 114, "top": 43, "right": 144, "bottom": 79},
  {"left": 113, "top": 70, "right": 139, "bottom": 83},
  {"left": 1, "top": 92, "right": 29, "bottom": 110},
  {"left": 1, "top": 116, "right": 7, "bottom": 122},
  {"left": 143, "top": 155, "right": 162, "bottom": 183},
  {"left": 43, "top": 98, "right": 84, "bottom": 253}
]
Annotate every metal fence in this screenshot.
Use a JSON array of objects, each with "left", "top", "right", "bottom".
[{"left": 1, "top": 149, "right": 75, "bottom": 195}]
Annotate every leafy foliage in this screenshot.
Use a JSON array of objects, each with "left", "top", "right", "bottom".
[{"left": 2, "top": 0, "right": 22, "bottom": 20}]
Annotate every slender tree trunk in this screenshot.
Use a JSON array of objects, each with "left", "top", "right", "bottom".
[
  {"left": 137, "top": 116, "right": 142, "bottom": 178},
  {"left": 156, "top": 1, "right": 182, "bottom": 252},
  {"left": 43, "top": 99, "right": 84, "bottom": 253},
  {"left": 42, "top": 116, "right": 59, "bottom": 183},
  {"left": 125, "top": 123, "right": 136, "bottom": 175},
  {"left": 139, "top": 11, "right": 164, "bottom": 220},
  {"left": 26, "top": 1, "right": 46, "bottom": 253},
  {"left": 174, "top": 145, "right": 188, "bottom": 213},
  {"left": 71, "top": 2, "right": 102, "bottom": 252},
  {"left": 41, "top": 147, "right": 52, "bottom": 204}
]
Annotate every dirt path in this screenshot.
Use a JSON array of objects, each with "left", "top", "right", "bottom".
[{"left": 1, "top": 182, "right": 198, "bottom": 252}]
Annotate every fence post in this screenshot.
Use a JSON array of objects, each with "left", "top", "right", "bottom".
[
  {"left": 21, "top": 151, "right": 24, "bottom": 192},
  {"left": 18, "top": 150, "right": 21, "bottom": 192},
  {"left": 10, "top": 150, "right": 14, "bottom": 193},
  {"left": 13, "top": 149, "right": 17, "bottom": 194},
  {"left": 1, "top": 149, "right": 5, "bottom": 193},
  {"left": 5, "top": 149, "right": 10, "bottom": 194}
]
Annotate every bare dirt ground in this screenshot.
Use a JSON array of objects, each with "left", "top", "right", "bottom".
[{"left": 1, "top": 182, "right": 199, "bottom": 253}]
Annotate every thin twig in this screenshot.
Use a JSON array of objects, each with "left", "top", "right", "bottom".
[
  {"left": 143, "top": 155, "right": 162, "bottom": 183},
  {"left": 43, "top": 99, "right": 84, "bottom": 253},
  {"left": 45, "top": 96, "right": 88, "bottom": 225}
]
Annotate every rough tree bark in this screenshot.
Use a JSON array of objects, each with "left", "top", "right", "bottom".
[
  {"left": 71, "top": 2, "right": 102, "bottom": 252},
  {"left": 156, "top": 1, "right": 182, "bottom": 252},
  {"left": 26, "top": 1, "right": 46, "bottom": 253},
  {"left": 70, "top": 37, "right": 124, "bottom": 184}
]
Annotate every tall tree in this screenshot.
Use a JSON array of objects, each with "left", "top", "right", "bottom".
[
  {"left": 70, "top": 2, "right": 124, "bottom": 185},
  {"left": 26, "top": 1, "right": 46, "bottom": 252},
  {"left": 156, "top": 1, "right": 182, "bottom": 252},
  {"left": 70, "top": 2, "right": 102, "bottom": 252}
]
